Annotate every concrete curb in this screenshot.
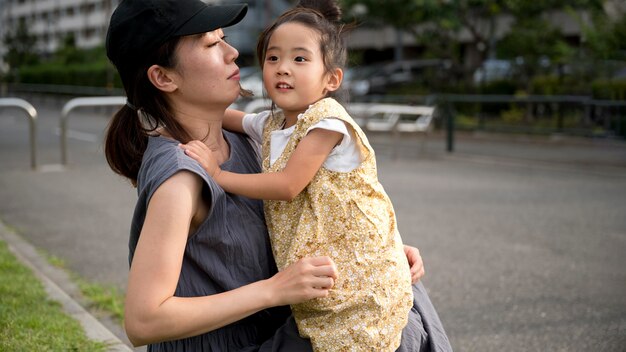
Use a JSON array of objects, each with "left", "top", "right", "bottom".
[{"left": 0, "top": 221, "right": 132, "bottom": 352}]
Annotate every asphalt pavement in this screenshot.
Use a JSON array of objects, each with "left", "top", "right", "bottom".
[{"left": 1, "top": 96, "right": 625, "bottom": 351}]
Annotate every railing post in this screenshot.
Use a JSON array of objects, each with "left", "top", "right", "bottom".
[
  {"left": 0, "top": 98, "right": 38, "bottom": 170},
  {"left": 441, "top": 96, "right": 455, "bottom": 153},
  {"left": 60, "top": 96, "right": 126, "bottom": 165}
]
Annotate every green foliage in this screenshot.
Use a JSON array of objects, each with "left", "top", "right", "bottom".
[
  {"left": 0, "top": 240, "right": 106, "bottom": 351},
  {"left": 480, "top": 79, "right": 518, "bottom": 95},
  {"left": 530, "top": 75, "right": 589, "bottom": 96},
  {"left": 579, "top": 9, "right": 626, "bottom": 62},
  {"left": 497, "top": 18, "right": 574, "bottom": 91},
  {"left": 54, "top": 33, "right": 84, "bottom": 65},
  {"left": 2, "top": 21, "right": 40, "bottom": 81},
  {"left": 1, "top": 25, "right": 117, "bottom": 87},
  {"left": 591, "top": 79, "right": 626, "bottom": 100},
  {"left": 501, "top": 106, "right": 525, "bottom": 124},
  {"left": 18, "top": 61, "right": 119, "bottom": 87},
  {"left": 76, "top": 279, "right": 125, "bottom": 324},
  {"left": 341, "top": 0, "right": 615, "bottom": 91}
]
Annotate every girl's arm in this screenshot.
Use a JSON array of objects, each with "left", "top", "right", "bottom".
[
  {"left": 181, "top": 128, "right": 343, "bottom": 201},
  {"left": 224, "top": 108, "right": 246, "bottom": 133},
  {"left": 124, "top": 171, "right": 337, "bottom": 346}
]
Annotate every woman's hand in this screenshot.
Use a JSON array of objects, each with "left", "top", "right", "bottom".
[
  {"left": 179, "top": 140, "right": 221, "bottom": 178},
  {"left": 264, "top": 256, "right": 338, "bottom": 306},
  {"left": 404, "top": 245, "right": 425, "bottom": 283}
]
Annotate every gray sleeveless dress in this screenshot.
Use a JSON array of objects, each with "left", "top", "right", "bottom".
[{"left": 129, "top": 132, "right": 452, "bottom": 351}]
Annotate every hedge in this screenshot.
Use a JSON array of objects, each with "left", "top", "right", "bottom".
[{"left": 16, "top": 62, "right": 121, "bottom": 88}]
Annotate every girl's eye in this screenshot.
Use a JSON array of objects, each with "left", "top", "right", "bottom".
[
  {"left": 266, "top": 55, "right": 278, "bottom": 62},
  {"left": 294, "top": 56, "right": 307, "bottom": 62}
]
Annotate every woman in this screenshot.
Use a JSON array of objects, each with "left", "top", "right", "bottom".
[{"left": 104, "top": 0, "right": 450, "bottom": 350}]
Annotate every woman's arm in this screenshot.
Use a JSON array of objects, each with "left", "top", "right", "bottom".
[
  {"left": 124, "top": 171, "right": 337, "bottom": 346},
  {"left": 224, "top": 108, "right": 246, "bottom": 133},
  {"left": 181, "top": 128, "right": 342, "bottom": 201}
]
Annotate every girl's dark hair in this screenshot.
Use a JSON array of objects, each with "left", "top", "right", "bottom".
[{"left": 256, "top": 0, "right": 350, "bottom": 99}]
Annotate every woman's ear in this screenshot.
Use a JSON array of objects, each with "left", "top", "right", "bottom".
[
  {"left": 147, "top": 65, "right": 178, "bottom": 93},
  {"left": 325, "top": 68, "right": 343, "bottom": 93}
]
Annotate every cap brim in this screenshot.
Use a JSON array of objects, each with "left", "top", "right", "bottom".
[{"left": 175, "top": 4, "right": 248, "bottom": 37}]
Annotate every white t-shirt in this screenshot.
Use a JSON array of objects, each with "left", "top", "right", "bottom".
[{"left": 242, "top": 110, "right": 362, "bottom": 172}]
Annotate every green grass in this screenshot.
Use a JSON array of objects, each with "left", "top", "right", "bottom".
[
  {"left": 76, "top": 279, "right": 125, "bottom": 325},
  {"left": 0, "top": 240, "right": 107, "bottom": 351},
  {"left": 43, "top": 252, "right": 126, "bottom": 325}
]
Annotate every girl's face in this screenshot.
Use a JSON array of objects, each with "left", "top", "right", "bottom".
[
  {"left": 170, "top": 29, "right": 242, "bottom": 109},
  {"left": 262, "top": 22, "right": 340, "bottom": 119}
]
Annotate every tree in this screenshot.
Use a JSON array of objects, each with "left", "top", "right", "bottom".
[
  {"left": 498, "top": 0, "right": 607, "bottom": 91},
  {"left": 54, "top": 33, "right": 84, "bottom": 65},
  {"left": 2, "top": 21, "right": 39, "bottom": 81},
  {"left": 341, "top": 0, "right": 607, "bottom": 89},
  {"left": 341, "top": 0, "right": 510, "bottom": 85}
]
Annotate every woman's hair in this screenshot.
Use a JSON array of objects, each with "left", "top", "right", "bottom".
[
  {"left": 104, "top": 37, "right": 192, "bottom": 186},
  {"left": 105, "top": 37, "right": 253, "bottom": 186},
  {"left": 256, "top": 0, "right": 349, "bottom": 99}
]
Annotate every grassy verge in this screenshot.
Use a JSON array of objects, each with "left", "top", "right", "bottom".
[
  {"left": 43, "top": 251, "right": 125, "bottom": 324},
  {"left": 0, "top": 239, "right": 107, "bottom": 351},
  {"left": 48, "top": 254, "right": 126, "bottom": 325}
]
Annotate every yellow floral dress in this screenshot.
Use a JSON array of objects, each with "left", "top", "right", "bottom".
[{"left": 262, "top": 98, "right": 413, "bottom": 352}]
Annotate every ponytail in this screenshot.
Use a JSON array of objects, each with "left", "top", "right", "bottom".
[{"left": 104, "top": 105, "right": 147, "bottom": 186}]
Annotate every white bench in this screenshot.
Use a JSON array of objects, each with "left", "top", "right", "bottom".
[
  {"left": 234, "top": 100, "right": 436, "bottom": 158},
  {"left": 348, "top": 103, "right": 436, "bottom": 158}
]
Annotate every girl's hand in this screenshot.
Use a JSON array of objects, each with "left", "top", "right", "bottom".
[
  {"left": 179, "top": 141, "right": 220, "bottom": 178},
  {"left": 264, "top": 256, "right": 338, "bottom": 306},
  {"left": 404, "top": 245, "right": 425, "bottom": 283}
]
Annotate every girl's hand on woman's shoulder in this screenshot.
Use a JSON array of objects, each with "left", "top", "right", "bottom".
[
  {"left": 262, "top": 256, "right": 338, "bottom": 306},
  {"left": 179, "top": 140, "right": 221, "bottom": 178}
]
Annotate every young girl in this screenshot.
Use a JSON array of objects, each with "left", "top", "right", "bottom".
[{"left": 182, "top": 1, "right": 413, "bottom": 350}]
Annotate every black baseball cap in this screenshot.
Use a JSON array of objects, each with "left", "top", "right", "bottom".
[{"left": 106, "top": 0, "right": 247, "bottom": 73}]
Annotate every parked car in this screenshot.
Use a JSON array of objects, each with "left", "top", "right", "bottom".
[
  {"left": 343, "top": 63, "right": 385, "bottom": 96},
  {"left": 345, "top": 59, "right": 447, "bottom": 96},
  {"left": 473, "top": 59, "right": 514, "bottom": 84}
]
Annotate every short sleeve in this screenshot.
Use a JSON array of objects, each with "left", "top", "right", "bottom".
[
  {"left": 242, "top": 110, "right": 271, "bottom": 144},
  {"left": 305, "top": 118, "right": 362, "bottom": 172},
  {"left": 305, "top": 118, "right": 350, "bottom": 139}
]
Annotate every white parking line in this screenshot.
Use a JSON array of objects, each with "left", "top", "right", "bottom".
[{"left": 53, "top": 127, "right": 99, "bottom": 142}]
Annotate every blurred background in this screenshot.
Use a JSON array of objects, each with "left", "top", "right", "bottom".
[
  {"left": 2, "top": 0, "right": 626, "bottom": 138},
  {"left": 1, "top": 1, "right": 625, "bottom": 351}
]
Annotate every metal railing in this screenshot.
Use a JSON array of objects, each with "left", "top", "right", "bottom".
[
  {"left": 0, "top": 98, "right": 38, "bottom": 169},
  {"left": 60, "top": 96, "right": 126, "bottom": 165},
  {"left": 5, "top": 90, "right": 624, "bottom": 168},
  {"left": 433, "top": 94, "right": 626, "bottom": 152}
]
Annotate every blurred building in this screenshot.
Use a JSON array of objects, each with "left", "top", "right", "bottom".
[
  {"left": 0, "top": 0, "right": 292, "bottom": 68},
  {"left": 1, "top": 1, "right": 618, "bottom": 72},
  {"left": 0, "top": 0, "right": 119, "bottom": 55}
]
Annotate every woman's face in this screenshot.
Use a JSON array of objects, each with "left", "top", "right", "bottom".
[{"left": 171, "top": 29, "right": 242, "bottom": 108}]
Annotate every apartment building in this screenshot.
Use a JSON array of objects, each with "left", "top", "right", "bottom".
[
  {"left": 0, "top": 0, "right": 292, "bottom": 68},
  {"left": 0, "top": 0, "right": 119, "bottom": 55}
]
